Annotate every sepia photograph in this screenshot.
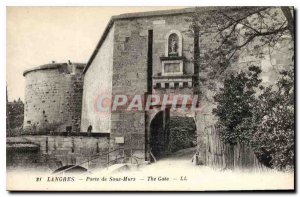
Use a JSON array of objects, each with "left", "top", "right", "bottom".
[{"left": 5, "top": 5, "right": 295, "bottom": 191}]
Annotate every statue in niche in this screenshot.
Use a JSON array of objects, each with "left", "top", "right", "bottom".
[
  {"left": 168, "top": 33, "right": 179, "bottom": 56},
  {"left": 170, "top": 38, "right": 178, "bottom": 53}
]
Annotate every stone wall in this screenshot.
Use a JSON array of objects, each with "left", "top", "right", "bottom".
[
  {"left": 23, "top": 63, "right": 84, "bottom": 134},
  {"left": 151, "top": 14, "right": 194, "bottom": 76},
  {"left": 7, "top": 136, "right": 110, "bottom": 170},
  {"left": 81, "top": 12, "right": 199, "bottom": 161},
  {"left": 81, "top": 25, "right": 115, "bottom": 134},
  {"left": 81, "top": 8, "right": 293, "bottom": 165},
  {"left": 108, "top": 13, "right": 196, "bottom": 161},
  {"left": 109, "top": 18, "right": 149, "bottom": 161},
  {"left": 7, "top": 143, "right": 44, "bottom": 170}
]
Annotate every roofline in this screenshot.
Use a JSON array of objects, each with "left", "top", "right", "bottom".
[
  {"left": 83, "top": 18, "right": 115, "bottom": 74},
  {"left": 112, "top": 7, "right": 196, "bottom": 20},
  {"left": 83, "top": 7, "right": 196, "bottom": 74},
  {"left": 83, "top": 6, "right": 272, "bottom": 74},
  {"left": 23, "top": 62, "right": 86, "bottom": 76}
]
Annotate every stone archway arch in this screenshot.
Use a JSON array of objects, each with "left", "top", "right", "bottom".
[{"left": 146, "top": 108, "right": 201, "bottom": 162}]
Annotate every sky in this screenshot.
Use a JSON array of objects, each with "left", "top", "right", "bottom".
[{"left": 6, "top": 6, "right": 187, "bottom": 101}]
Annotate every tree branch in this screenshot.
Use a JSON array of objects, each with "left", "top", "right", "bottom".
[
  {"left": 236, "top": 26, "right": 288, "bottom": 50},
  {"left": 281, "top": 7, "right": 294, "bottom": 41}
]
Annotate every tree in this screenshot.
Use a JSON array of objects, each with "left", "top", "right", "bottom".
[
  {"left": 7, "top": 98, "right": 24, "bottom": 136},
  {"left": 252, "top": 67, "right": 294, "bottom": 169},
  {"left": 192, "top": 6, "right": 294, "bottom": 169},
  {"left": 191, "top": 6, "right": 294, "bottom": 77},
  {"left": 213, "top": 65, "right": 294, "bottom": 169},
  {"left": 212, "top": 66, "right": 262, "bottom": 144}
]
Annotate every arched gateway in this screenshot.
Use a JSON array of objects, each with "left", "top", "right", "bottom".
[
  {"left": 147, "top": 109, "right": 198, "bottom": 162},
  {"left": 80, "top": 10, "right": 208, "bottom": 167}
]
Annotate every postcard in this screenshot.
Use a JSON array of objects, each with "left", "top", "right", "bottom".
[{"left": 6, "top": 6, "right": 295, "bottom": 191}]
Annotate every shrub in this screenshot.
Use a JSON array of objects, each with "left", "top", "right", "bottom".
[
  {"left": 252, "top": 69, "right": 294, "bottom": 169},
  {"left": 213, "top": 66, "right": 262, "bottom": 144},
  {"left": 213, "top": 65, "right": 294, "bottom": 169}
]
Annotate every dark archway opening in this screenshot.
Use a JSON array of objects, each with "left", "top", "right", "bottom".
[
  {"left": 149, "top": 111, "right": 166, "bottom": 160},
  {"left": 149, "top": 111, "right": 197, "bottom": 161}
]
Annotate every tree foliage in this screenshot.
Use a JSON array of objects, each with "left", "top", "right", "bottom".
[
  {"left": 213, "top": 66, "right": 294, "bottom": 169},
  {"left": 191, "top": 6, "right": 294, "bottom": 170},
  {"left": 191, "top": 7, "right": 294, "bottom": 77},
  {"left": 213, "top": 66, "right": 262, "bottom": 144},
  {"left": 252, "top": 67, "right": 294, "bottom": 169},
  {"left": 7, "top": 98, "right": 24, "bottom": 136},
  {"left": 166, "top": 117, "right": 197, "bottom": 153}
]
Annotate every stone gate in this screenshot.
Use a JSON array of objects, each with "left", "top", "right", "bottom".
[{"left": 81, "top": 8, "right": 208, "bottom": 164}]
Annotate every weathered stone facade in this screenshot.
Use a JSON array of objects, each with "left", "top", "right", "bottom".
[
  {"left": 81, "top": 7, "right": 292, "bottom": 165},
  {"left": 80, "top": 9, "right": 193, "bottom": 162},
  {"left": 81, "top": 25, "right": 115, "bottom": 134},
  {"left": 18, "top": 7, "right": 293, "bottom": 169},
  {"left": 81, "top": 8, "right": 199, "bottom": 162},
  {"left": 23, "top": 62, "right": 85, "bottom": 134}
]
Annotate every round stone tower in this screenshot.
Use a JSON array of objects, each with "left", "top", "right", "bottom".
[{"left": 23, "top": 61, "right": 85, "bottom": 135}]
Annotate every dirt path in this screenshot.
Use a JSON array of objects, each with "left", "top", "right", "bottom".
[{"left": 106, "top": 147, "right": 294, "bottom": 191}]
